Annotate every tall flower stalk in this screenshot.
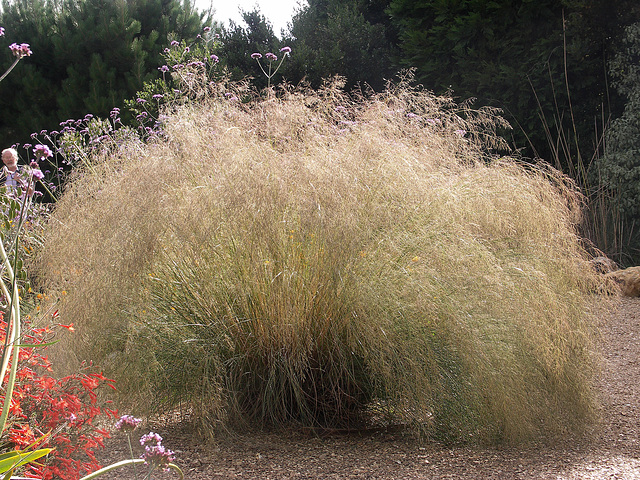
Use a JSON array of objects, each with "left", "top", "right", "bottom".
[
  {"left": 0, "top": 31, "right": 34, "bottom": 404},
  {"left": 0, "top": 41, "right": 31, "bottom": 83},
  {"left": 0, "top": 29, "right": 53, "bottom": 479},
  {"left": 251, "top": 46, "right": 291, "bottom": 88}
]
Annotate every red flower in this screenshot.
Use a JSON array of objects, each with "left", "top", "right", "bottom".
[
  {"left": 1, "top": 321, "right": 116, "bottom": 480},
  {"left": 7, "top": 424, "right": 37, "bottom": 449}
]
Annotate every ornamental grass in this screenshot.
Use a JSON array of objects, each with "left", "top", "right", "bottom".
[{"left": 34, "top": 78, "right": 602, "bottom": 444}]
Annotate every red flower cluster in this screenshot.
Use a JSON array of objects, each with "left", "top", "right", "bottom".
[{"left": 1, "top": 314, "right": 117, "bottom": 479}]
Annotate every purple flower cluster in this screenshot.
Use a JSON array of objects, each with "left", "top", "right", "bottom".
[
  {"left": 280, "top": 46, "right": 291, "bottom": 54},
  {"left": 9, "top": 43, "right": 31, "bottom": 58},
  {"left": 140, "top": 431, "right": 163, "bottom": 447},
  {"left": 251, "top": 52, "right": 262, "bottom": 60},
  {"left": 265, "top": 52, "right": 277, "bottom": 61},
  {"left": 140, "top": 432, "right": 175, "bottom": 472},
  {"left": 0, "top": 27, "right": 5, "bottom": 37},
  {"left": 142, "top": 445, "right": 175, "bottom": 472},
  {"left": 114, "top": 414, "right": 142, "bottom": 432},
  {"left": 33, "top": 144, "right": 53, "bottom": 160}
]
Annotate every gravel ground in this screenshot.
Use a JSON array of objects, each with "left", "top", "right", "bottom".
[{"left": 97, "top": 296, "right": 640, "bottom": 479}]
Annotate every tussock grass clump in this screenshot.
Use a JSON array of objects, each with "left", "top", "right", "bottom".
[{"left": 35, "top": 80, "right": 601, "bottom": 443}]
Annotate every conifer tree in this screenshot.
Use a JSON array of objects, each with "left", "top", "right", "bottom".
[
  {"left": 0, "top": 0, "right": 207, "bottom": 147},
  {"left": 286, "top": 0, "right": 396, "bottom": 91}
]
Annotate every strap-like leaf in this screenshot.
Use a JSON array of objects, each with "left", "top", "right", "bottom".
[{"left": 0, "top": 448, "right": 52, "bottom": 474}]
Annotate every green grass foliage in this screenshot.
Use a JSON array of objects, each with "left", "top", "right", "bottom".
[{"left": 34, "top": 80, "right": 601, "bottom": 444}]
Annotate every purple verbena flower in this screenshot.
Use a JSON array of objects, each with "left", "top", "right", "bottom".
[
  {"left": 184, "top": 46, "right": 190, "bottom": 53},
  {"left": 9, "top": 43, "right": 31, "bottom": 58},
  {"left": 203, "top": 26, "right": 211, "bottom": 33},
  {"left": 170, "top": 40, "right": 179, "bottom": 46},
  {"left": 152, "top": 94, "right": 164, "bottom": 99},
  {"left": 136, "top": 98, "right": 147, "bottom": 104},
  {"left": 140, "top": 432, "right": 163, "bottom": 447},
  {"left": 33, "top": 144, "right": 52, "bottom": 159},
  {"left": 142, "top": 445, "right": 175, "bottom": 472},
  {"left": 210, "top": 54, "right": 219, "bottom": 63},
  {"left": 159, "top": 65, "right": 169, "bottom": 73},
  {"left": 280, "top": 46, "right": 291, "bottom": 54},
  {"left": 0, "top": 27, "right": 5, "bottom": 37},
  {"left": 114, "top": 415, "right": 142, "bottom": 432},
  {"left": 265, "top": 52, "right": 277, "bottom": 61},
  {"left": 251, "top": 52, "right": 262, "bottom": 60},
  {"left": 32, "top": 169, "right": 44, "bottom": 180},
  {"left": 21, "top": 43, "right": 32, "bottom": 56}
]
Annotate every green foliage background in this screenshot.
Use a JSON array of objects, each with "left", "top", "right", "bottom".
[
  {"left": 386, "top": 0, "right": 639, "bottom": 165},
  {"left": 0, "top": 0, "right": 206, "bottom": 147},
  {"left": 595, "top": 23, "right": 640, "bottom": 260}
]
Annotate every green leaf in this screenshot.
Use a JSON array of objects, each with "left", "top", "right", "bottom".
[{"left": 0, "top": 448, "right": 52, "bottom": 474}]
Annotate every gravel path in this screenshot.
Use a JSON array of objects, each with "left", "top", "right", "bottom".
[{"left": 97, "top": 296, "right": 640, "bottom": 479}]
